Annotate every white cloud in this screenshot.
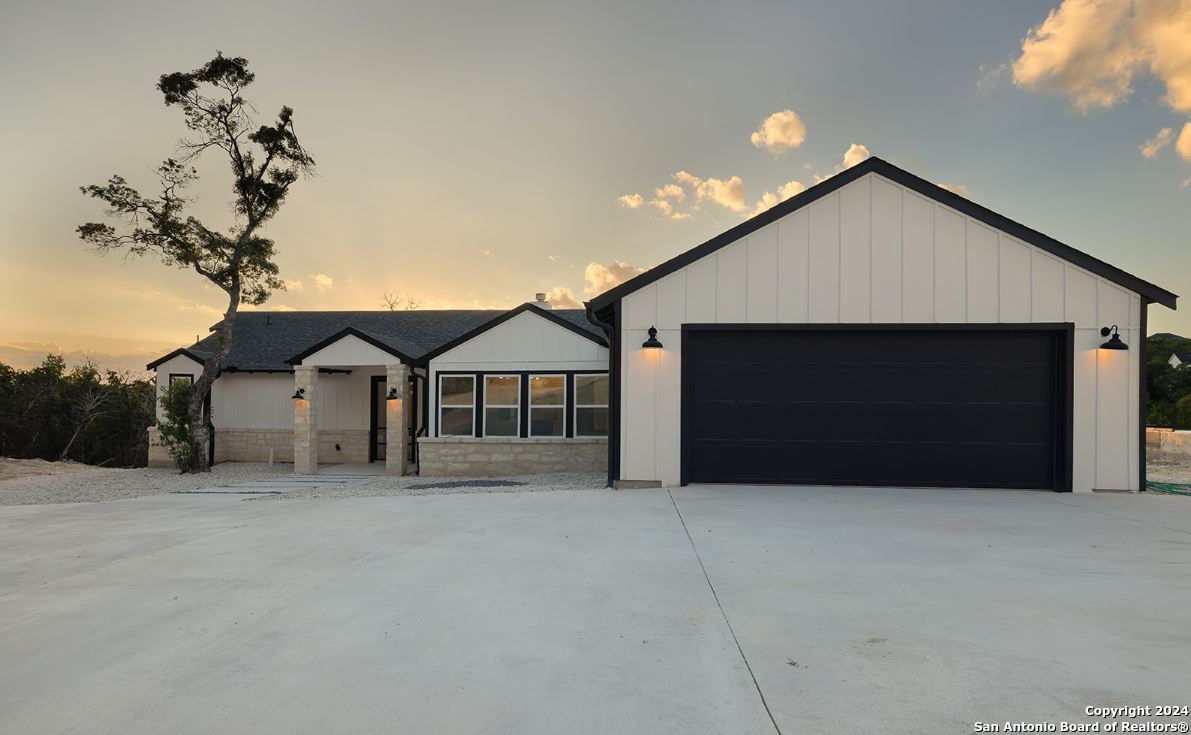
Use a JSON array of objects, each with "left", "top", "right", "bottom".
[
  {"left": 1141, "top": 127, "right": 1175, "bottom": 157},
  {"left": 977, "top": 62, "right": 1010, "bottom": 92},
  {"left": 310, "top": 273, "right": 333, "bottom": 291},
  {"left": 778, "top": 180, "right": 806, "bottom": 200},
  {"left": 1178, "top": 122, "right": 1191, "bottom": 161},
  {"left": 673, "top": 170, "right": 701, "bottom": 187},
  {"left": 481, "top": 248, "right": 493, "bottom": 256},
  {"left": 284, "top": 279, "right": 303, "bottom": 291},
  {"left": 584, "top": 260, "right": 647, "bottom": 297},
  {"left": 750, "top": 191, "right": 780, "bottom": 217},
  {"left": 750, "top": 109, "right": 808, "bottom": 155},
  {"left": 1181, "top": 177, "right": 1191, "bottom": 189},
  {"left": 1011, "top": 0, "right": 1191, "bottom": 115},
  {"left": 543, "top": 286, "right": 582, "bottom": 309},
  {"left": 939, "top": 183, "right": 971, "bottom": 197},
  {"left": 616, "top": 193, "right": 645, "bottom": 209},
  {"left": 843, "top": 143, "right": 871, "bottom": 169},
  {"left": 670, "top": 212, "right": 692, "bottom": 221},
  {"left": 547, "top": 255, "right": 559, "bottom": 262},
  {"left": 695, "top": 175, "right": 748, "bottom": 212},
  {"left": 648, "top": 198, "right": 673, "bottom": 215},
  {"left": 654, "top": 183, "right": 685, "bottom": 201}
]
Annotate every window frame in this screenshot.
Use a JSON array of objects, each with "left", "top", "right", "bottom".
[
  {"left": 528, "top": 373, "right": 567, "bottom": 438},
  {"left": 572, "top": 373, "right": 609, "bottom": 437},
  {"left": 481, "top": 374, "right": 521, "bottom": 438},
  {"left": 438, "top": 374, "right": 477, "bottom": 437},
  {"left": 167, "top": 373, "right": 194, "bottom": 387}
]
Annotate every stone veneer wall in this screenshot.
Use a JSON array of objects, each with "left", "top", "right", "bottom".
[
  {"left": 1146, "top": 428, "right": 1191, "bottom": 461},
  {"left": 150, "top": 427, "right": 371, "bottom": 466},
  {"left": 418, "top": 437, "right": 608, "bottom": 476}
]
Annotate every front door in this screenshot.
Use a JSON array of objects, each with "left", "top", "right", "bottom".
[{"left": 369, "top": 375, "right": 387, "bottom": 462}]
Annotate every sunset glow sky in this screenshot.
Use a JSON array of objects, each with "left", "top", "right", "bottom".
[{"left": 2, "top": 0, "right": 1189, "bottom": 373}]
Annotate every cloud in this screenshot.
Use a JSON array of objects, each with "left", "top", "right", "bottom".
[
  {"left": 543, "top": 286, "right": 582, "bottom": 309},
  {"left": 648, "top": 198, "right": 673, "bottom": 215},
  {"left": 481, "top": 248, "right": 493, "bottom": 256},
  {"left": 939, "top": 183, "right": 971, "bottom": 197},
  {"left": 977, "top": 62, "right": 1010, "bottom": 92},
  {"left": 750, "top": 191, "right": 780, "bottom": 217},
  {"left": 616, "top": 193, "right": 645, "bottom": 209},
  {"left": 1178, "top": 122, "right": 1191, "bottom": 161},
  {"left": 778, "top": 180, "right": 806, "bottom": 200},
  {"left": 1181, "top": 177, "right": 1191, "bottom": 189},
  {"left": 547, "top": 255, "right": 559, "bottom": 262},
  {"left": 310, "top": 273, "right": 333, "bottom": 291},
  {"left": 1010, "top": 0, "right": 1191, "bottom": 115},
  {"left": 0, "top": 341, "right": 164, "bottom": 376},
  {"left": 584, "top": 260, "right": 647, "bottom": 297},
  {"left": 284, "top": 279, "right": 304, "bottom": 291},
  {"left": 1141, "top": 127, "right": 1175, "bottom": 157},
  {"left": 669, "top": 212, "right": 692, "bottom": 221},
  {"left": 843, "top": 143, "right": 871, "bottom": 168},
  {"left": 654, "top": 183, "right": 685, "bottom": 201},
  {"left": 750, "top": 109, "right": 808, "bottom": 154},
  {"left": 673, "top": 170, "right": 701, "bottom": 187},
  {"left": 694, "top": 175, "right": 748, "bottom": 212}
]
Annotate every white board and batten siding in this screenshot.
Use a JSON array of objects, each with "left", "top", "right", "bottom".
[
  {"left": 426, "top": 310, "right": 608, "bottom": 436},
  {"left": 621, "top": 171, "right": 1142, "bottom": 492},
  {"left": 210, "top": 371, "right": 384, "bottom": 431}
]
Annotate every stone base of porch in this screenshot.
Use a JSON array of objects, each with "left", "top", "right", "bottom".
[{"left": 417, "top": 437, "right": 607, "bottom": 476}]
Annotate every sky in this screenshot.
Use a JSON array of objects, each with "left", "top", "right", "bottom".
[{"left": 1, "top": 0, "right": 1189, "bottom": 373}]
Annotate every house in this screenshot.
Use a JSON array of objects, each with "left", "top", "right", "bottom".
[
  {"left": 584, "top": 157, "right": 1177, "bottom": 493},
  {"left": 147, "top": 298, "right": 609, "bottom": 476},
  {"left": 1169, "top": 352, "right": 1191, "bottom": 368}
]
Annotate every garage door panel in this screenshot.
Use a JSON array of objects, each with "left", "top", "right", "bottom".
[{"left": 684, "top": 328, "right": 1063, "bottom": 489}]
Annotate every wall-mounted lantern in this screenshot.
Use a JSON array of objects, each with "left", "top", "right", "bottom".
[
  {"left": 642, "top": 326, "right": 664, "bottom": 350},
  {"left": 387, "top": 387, "right": 401, "bottom": 401},
  {"left": 1099, "top": 325, "right": 1128, "bottom": 351},
  {"left": 291, "top": 387, "right": 307, "bottom": 400}
]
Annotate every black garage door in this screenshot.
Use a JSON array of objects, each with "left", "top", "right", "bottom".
[{"left": 682, "top": 326, "right": 1069, "bottom": 490}]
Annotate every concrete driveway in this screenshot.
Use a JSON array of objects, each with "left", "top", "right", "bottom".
[{"left": 1, "top": 486, "right": 1188, "bottom": 734}]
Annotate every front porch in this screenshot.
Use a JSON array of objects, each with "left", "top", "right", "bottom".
[{"left": 289, "top": 331, "right": 424, "bottom": 477}]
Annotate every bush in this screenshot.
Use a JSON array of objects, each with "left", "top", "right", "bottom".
[{"left": 156, "top": 380, "right": 201, "bottom": 472}]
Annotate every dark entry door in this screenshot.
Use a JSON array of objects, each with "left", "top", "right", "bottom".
[
  {"left": 369, "top": 375, "right": 386, "bottom": 462},
  {"left": 682, "top": 326, "right": 1068, "bottom": 490}
]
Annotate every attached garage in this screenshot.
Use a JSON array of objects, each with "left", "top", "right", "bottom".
[
  {"left": 586, "top": 157, "right": 1177, "bottom": 493},
  {"left": 682, "top": 325, "right": 1071, "bottom": 489}
]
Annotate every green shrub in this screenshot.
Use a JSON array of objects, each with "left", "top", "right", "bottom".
[{"left": 157, "top": 381, "right": 201, "bottom": 472}]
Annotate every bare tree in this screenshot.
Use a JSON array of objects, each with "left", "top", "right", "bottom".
[
  {"left": 78, "top": 53, "right": 314, "bottom": 472},
  {"left": 382, "top": 291, "right": 423, "bottom": 311},
  {"left": 59, "top": 383, "right": 109, "bottom": 461}
]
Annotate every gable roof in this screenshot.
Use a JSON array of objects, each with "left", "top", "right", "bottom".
[
  {"left": 418, "top": 302, "right": 608, "bottom": 363},
  {"left": 147, "top": 307, "right": 602, "bottom": 372},
  {"left": 1172, "top": 352, "right": 1191, "bottom": 363},
  {"left": 586, "top": 157, "right": 1177, "bottom": 312}
]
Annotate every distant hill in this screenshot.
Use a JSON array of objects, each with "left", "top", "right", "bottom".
[{"left": 1151, "top": 332, "right": 1186, "bottom": 341}]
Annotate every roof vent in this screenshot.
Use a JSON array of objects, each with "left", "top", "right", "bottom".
[{"left": 534, "top": 292, "right": 551, "bottom": 310}]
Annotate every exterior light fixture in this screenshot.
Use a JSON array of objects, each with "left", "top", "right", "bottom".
[
  {"left": 641, "top": 326, "right": 663, "bottom": 349},
  {"left": 387, "top": 387, "right": 400, "bottom": 401},
  {"left": 1099, "top": 325, "right": 1128, "bottom": 351},
  {"left": 291, "top": 387, "right": 306, "bottom": 400}
]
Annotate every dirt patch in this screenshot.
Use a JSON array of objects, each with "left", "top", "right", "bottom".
[
  {"left": 0, "top": 458, "right": 108, "bottom": 483},
  {"left": 1146, "top": 456, "right": 1191, "bottom": 484}
]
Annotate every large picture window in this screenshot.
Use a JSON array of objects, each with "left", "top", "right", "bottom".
[
  {"left": 574, "top": 374, "right": 609, "bottom": 437},
  {"left": 439, "top": 375, "right": 475, "bottom": 436},
  {"left": 483, "top": 375, "right": 520, "bottom": 437},
  {"left": 529, "top": 375, "right": 565, "bottom": 437}
]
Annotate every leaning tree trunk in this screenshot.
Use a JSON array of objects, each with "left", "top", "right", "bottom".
[{"left": 185, "top": 296, "right": 239, "bottom": 473}]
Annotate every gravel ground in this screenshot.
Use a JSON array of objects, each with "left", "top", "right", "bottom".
[
  {"left": 257, "top": 471, "right": 607, "bottom": 500},
  {"left": 0, "top": 462, "right": 292, "bottom": 506},
  {"left": 1145, "top": 456, "right": 1191, "bottom": 484}
]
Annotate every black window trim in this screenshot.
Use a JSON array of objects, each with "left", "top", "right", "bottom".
[
  {"left": 437, "top": 373, "right": 477, "bottom": 438},
  {"left": 433, "top": 370, "right": 609, "bottom": 439}
]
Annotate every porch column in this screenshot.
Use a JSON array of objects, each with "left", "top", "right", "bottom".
[
  {"left": 386, "top": 363, "right": 410, "bottom": 476},
  {"left": 294, "top": 366, "right": 319, "bottom": 474}
]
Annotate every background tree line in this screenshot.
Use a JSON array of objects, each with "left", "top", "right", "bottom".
[
  {"left": 1146, "top": 334, "right": 1191, "bottom": 429},
  {"left": 0, "top": 355, "right": 155, "bottom": 466}
]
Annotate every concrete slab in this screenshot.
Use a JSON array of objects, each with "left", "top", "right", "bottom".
[
  {"left": 0, "top": 485, "right": 1188, "bottom": 734},
  {"left": 0, "top": 491, "right": 771, "bottom": 735},
  {"left": 671, "top": 485, "right": 1191, "bottom": 734}
]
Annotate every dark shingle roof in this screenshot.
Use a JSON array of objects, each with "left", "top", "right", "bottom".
[
  {"left": 1173, "top": 352, "right": 1191, "bottom": 363},
  {"left": 148, "top": 307, "right": 601, "bottom": 372}
]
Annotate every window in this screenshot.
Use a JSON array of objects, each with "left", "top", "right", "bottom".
[
  {"left": 529, "top": 375, "right": 565, "bottom": 437},
  {"left": 439, "top": 375, "right": 475, "bottom": 436},
  {"left": 483, "top": 375, "right": 519, "bottom": 437},
  {"left": 168, "top": 373, "right": 193, "bottom": 387},
  {"left": 574, "top": 374, "right": 609, "bottom": 437}
]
